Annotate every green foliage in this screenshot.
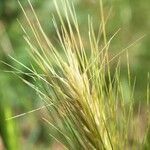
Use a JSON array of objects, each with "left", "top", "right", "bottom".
[{"left": 0, "top": 101, "right": 19, "bottom": 150}]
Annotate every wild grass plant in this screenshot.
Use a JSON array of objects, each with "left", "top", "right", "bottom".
[{"left": 8, "top": 0, "right": 150, "bottom": 149}]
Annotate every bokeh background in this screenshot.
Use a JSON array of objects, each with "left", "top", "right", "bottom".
[{"left": 0, "top": 0, "right": 149, "bottom": 149}]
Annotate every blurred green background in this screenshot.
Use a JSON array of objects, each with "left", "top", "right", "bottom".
[{"left": 0, "top": 0, "right": 149, "bottom": 149}]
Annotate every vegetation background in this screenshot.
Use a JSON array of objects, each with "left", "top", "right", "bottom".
[{"left": 0, "top": 0, "right": 149, "bottom": 149}]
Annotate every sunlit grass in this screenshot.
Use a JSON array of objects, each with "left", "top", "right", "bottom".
[{"left": 6, "top": 0, "right": 150, "bottom": 149}]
